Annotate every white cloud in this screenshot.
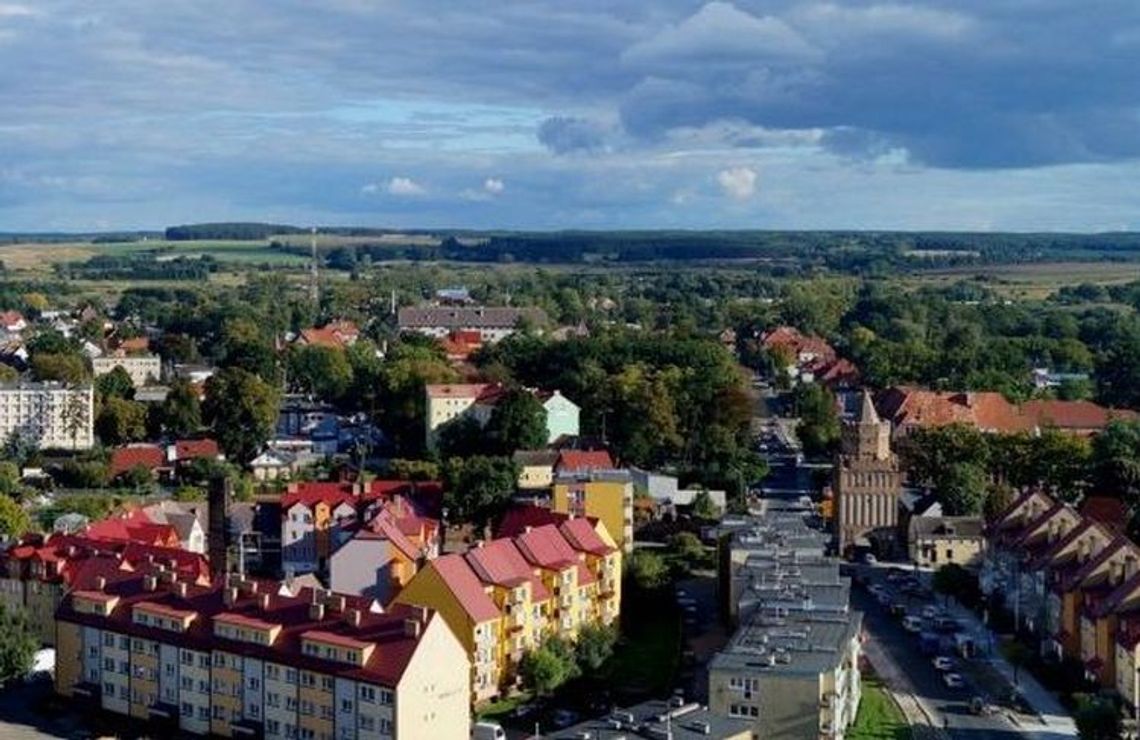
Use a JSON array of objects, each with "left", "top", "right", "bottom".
[
  {"left": 483, "top": 177, "right": 505, "bottom": 194},
  {"left": 0, "top": 4, "right": 37, "bottom": 18},
  {"left": 360, "top": 182, "right": 380, "bottom": 195},
  {"left": 384, "top": 176, "right": 425, "bottom": 196},
  {"left": 717, "top": 166, "right": 757, "bottom": 200}
]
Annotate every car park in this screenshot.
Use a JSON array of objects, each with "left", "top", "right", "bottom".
[{"left": 943, "top": 672, "right": 965, "bottom": 689}]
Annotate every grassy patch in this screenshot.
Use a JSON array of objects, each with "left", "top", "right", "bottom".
[
  {"left": 476, "top": 691, "right": 533, "bottom": 722},
  {"left": 847, "top": 677, "right": 911, "bottom": 740}
]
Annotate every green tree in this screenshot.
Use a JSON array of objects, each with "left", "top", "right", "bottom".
[
  {"left": 436, "top": 417, "right": 488, "bottom": 458},
  {"left": 219, "top": 318, "right": 278, "bottom": 381},
  {"left": 627, "top": 550, "right": 669, "bottom": 591},
  {"left": 575, "top": 622, "right": 618, "bottom": 675},
  {"left": 0, "top": 605, "right": 38, "bottom": 683},
  {"left": 61, "top": 391, "right": 91, "bottom": 450},
  {"left": 117, "top": 464, "right": 155, "bottom": 489},
  {"left": 440, "top": 456, "right": 519, "bottom": 529},
  {"left": 0, "top": 364, "right": 19, "bottom": 383},
  {"left": 386, "top": 458, "right": 440, "bottom": 481},
  {"left": 689, "top": 489, "right": 719, "bottom": 519},
  {"left": 287, "top": 345, "right": 353, "bottom": 403},
  {"left": 30, "top": 352, "right": 89, "bottom": 384},
  {"left": 485, "top": 388, "right": 548, "bottom": 454},
  {"left": 203, "top": 367, "right": 281, "bottom": 464},
  {"left": 898, "top": 424, "right": 990, "bottom": 486},
  {"left": 94, "top": 366, "right": 135, "bottom": 400},
  {"left": 670, "top": 531, "right": 706, "bottom": 565},
  {"left": 376, "top": 342, "right": 458, "bottom": 456},
  {"left": 0, "top": 462, "right": 22, "bottom": 498},
  {"left": 95, "top": 397, "right": 148, "bottom": 446},
  {"left": 793, "top": 383, "right": 840, "bottom": 457},
  {"left": 0, "top": 494, "right": 30, "bottom": 538},
  {"left": 161, "top": 379, "right": 203, "bottom": 437},
  {"left": 519, "top": 636, "right": 579, "bottom": 697},
  {"left": 173, "top": 486, "right": 205, "bottom": 502},
  {"left": 937, "top": 462, "right": 988, "bottom": 516}
]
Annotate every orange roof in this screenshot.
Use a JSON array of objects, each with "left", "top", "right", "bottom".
[
  {"left": 556, "top": 449, "right": 615, "bottom": 473},
  {"left": 173, "top": 438, "right": 220, "bottom": 461},
  {"left": 110, "top": 444, "right": 166, "bottom": 477},
  {"left": 282, "top": 482, "right": 354, "bottom": 510},
  {"left": 117, "top": 337, "right": 150, "bottom": 353},
  {"left": 513, "top": 524, "right": 579, "bottom": 571},
  {"left": 425, "top": 383, "right": 491, "bottom": 399},
  {"left": 298, "top": 320, "right": 359, "bottom": 349},
  {"left": 1022, "top": 400, "right": 1138, "bottom": 432},
  {"left": 760, "top": 326, "right": 837, "bottom": 362}
]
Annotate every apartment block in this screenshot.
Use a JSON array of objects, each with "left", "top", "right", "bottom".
[
  {"left": 395, "top": 517, "right": 621, "bottom": 704},
  {"left": 423, "top": 383, "right": 579, "bottom": 449},
  {"left": 710, "top": 506, "right": 862, "bottom": 740},
  {"left": 0, "top": 382, "right": 93, "bottom": 449},
  {"left": 398, "top": 306, "right": 548, "bottom": 343},
  {"left": 0, "top": 534, "right": 208, "bottom": 645},
  {"left": 92, "top": 354, "right": 162, "bottom": 387},
  {"left": 54, "top": 560, "right": 470, "bottom": 739},
  {"left": 552, "top": 470, "right": 634, "bottom": 554}
]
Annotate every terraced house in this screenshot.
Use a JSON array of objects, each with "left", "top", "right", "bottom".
[
  {"left": 394, "top": 517, "right": 621, "bottom": 704},
  {"left": 54, "top": 558, "right": 469, "bottom": 739}
]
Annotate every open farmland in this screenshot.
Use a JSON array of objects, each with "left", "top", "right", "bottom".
[{"left": 906, "top": 261, "right": 1140, "bottom": 300}]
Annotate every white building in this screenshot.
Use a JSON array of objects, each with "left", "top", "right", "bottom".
[
  {"left": 423, "top": 383, "right": 579, "bottom": 449},
  {"left": 398, "top": 306, "right": 548, "bottom": 343},
  {"left": 92, "top": 355, "right": 162, "bottom": 387},
  {"left": 0, "top": 382, "right": 94, "bottom": 449}
]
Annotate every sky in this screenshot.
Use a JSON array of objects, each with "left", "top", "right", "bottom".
[{"left": 1, "top": 0, "right": 1139, "bottom": 232}]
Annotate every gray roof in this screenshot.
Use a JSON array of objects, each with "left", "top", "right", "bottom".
[
  {"left": 397, "top": 305, "right": 548, "bottom": 330},
  {"left": 553, "top": 699, "right": 753, "bottom": 740},
  {"left": 711, "top": 611, "right": 863, "bottom": 677},
  {"left": 511, "top": 449, "right": 559, "bottom": 467}
]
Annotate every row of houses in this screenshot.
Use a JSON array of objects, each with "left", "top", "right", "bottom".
[
  {"left": 982, "top": 490, "right": 1140, "bottom": 710},
  {"left": 711, "top": 508, "right": 863, "bottom": 739}
]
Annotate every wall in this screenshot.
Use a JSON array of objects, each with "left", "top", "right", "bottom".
[{"left": 395, "top": 614, "right": 470, "bottom": 739}]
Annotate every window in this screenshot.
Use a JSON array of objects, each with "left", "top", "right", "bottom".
[
  {"left": 118, "top": 636, "right": 129, "bottom": 650},
  {"left": 213, "top": 705, "right": 226, "bottom": 720},
  {"left": 359, "top": 716, "right": 375, "bottom": 731},
  {"left": 379, "top": 718, "right": 393, "bottom": 734},
  {"left": 103, "top": 633, "right": 115, "bottom": 647},
  {"left": 198, "top": 654, "right": 210, "bottom": 669},
  {"left": 320, "top": 705, "right": 334, "bottom": 720},
  {"left": 300, "top": 699, "right": 314, "bottom": 716},
  {"left": 103, "top": 658, "right": 115, "bottom": 672},
  {"left": 249, "top": 703, "right": 260, "bottom": 719},
  {"left": 286, "top": 696, "right": 298, "bottom": 712},
  {"left": 88, "top": 646, "right": 98, "bottom": 658},
  {"left": 266, "top": 692, "right": 280, "bottom": 708},
  {"left": 248, "top": 676, "right": 260, "bottom": 690},
  {"left": 379, "top": 688, "right": 393, "bottom": 705},
  {"left": 285, "top": 668, "right": 298, "bottom": 684},
  {"left": 180, "top": 676, "right": 193, "bottom": 690},
  {"left": 181, "top": 702, "right": 193, "bottom": 717},
  {"left": 321, "top": 675, "right": 334, "bottom": 692},
  {"left": 340, "top": 698, "right": 353, "bottom": 713},
  {"left": 198, "top": 706, "right": 210, "bottom": 721},
  {"left": 103, "top": 681, "right": 114, "bottom": 696},
  {"left": 118, "top": 661, "right": 129, "bottom": 674},
  {"left": 181, "top": 650, "right": 193, "bottom": 666},
  {"left": 266, "top": 664, "right": 280, "bottom": 680},
  {"left": 267, "top": 719, "right": 280, "bottom": 735},
  {"left": 359, "top": 685, "right": 376, "bottom": 703}
]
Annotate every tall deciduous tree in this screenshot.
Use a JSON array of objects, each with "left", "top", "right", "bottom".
[
  {"left": 938, "top": 462, "right": 988, "bottom": 516},
  {"left": 94, "top": 366, "right": 135, "bottom": 400},
  {"left": 0, "top": 605, "right": 37, "bottom": 683},
  {"left": 485, "top": 388, "right": 547, "bottom": 454},
  {"left": 287, "top": 345, "right": 353, "bottom": 403},
  {"left": 793, "top": 383, "right": 840, "bottom": 458},
  {"left": 203, "top": 367, "right": 281, "bottom": 464},
  {"left": 95, "top": 397, "right": 148, "bottom": 446},
  {"left": 161, "top": 379, "right": 203, "bottom": 437},
  {"left": 440, "top": 455, "right": 519, "bottom": 529}
]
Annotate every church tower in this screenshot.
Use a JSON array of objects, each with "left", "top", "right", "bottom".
[{"left": 835, "top": 391, "right": 903, "bottom": 556}]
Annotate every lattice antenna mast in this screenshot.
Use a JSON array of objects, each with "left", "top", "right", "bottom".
[{"left": 309, "top": 227, "right": 319, "bottom": 307}]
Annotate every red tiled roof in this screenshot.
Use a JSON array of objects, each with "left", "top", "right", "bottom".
[
  {"left": 760, "top": 326, "right": 837, "bottom": 362},
  {"left": 58, "top": 557, "right": 432, "bottom": 687},
  {"left": 360, "top": 511, "right": 421, "bottom": 561},
  {"left": 559, "top": 518, "right": 615, "bottom": 556},
  {"left": 431, "top": 554, "right": 501, "bottom": 623},
  {"left": 513, "top": 524, "right": 579, "bottom": 571},
  {"left": 173, "top": 438, "right": 220, "bottom": 461},
  {"left": 497, "top": 505, "right": 597, "bottom": 539},
  {"left": 1023, "top": 400, "right": 1138, "bottom": 432},
  {"left": 424, "top": 383, "right": 491, "bottom": 399},
  {"left": 556, "top": 450, "right": 615, "bottom": 473},
  {"left": 465, "top": 540, "right": 551, "bottom": 601},
  {"left": 117, "top": 337, "right": 150, "bottom": 353},
  {"left": 110, "top": 444, "right": 166, "bottom": 477},
  {"left": 283, "top": 482, "right": 355, "bottom": 510}
]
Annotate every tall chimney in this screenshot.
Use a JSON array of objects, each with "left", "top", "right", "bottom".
[{"left": 208, "top": 476, "right": 232, "bottom": 579}]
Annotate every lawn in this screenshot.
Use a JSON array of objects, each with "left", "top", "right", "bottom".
[
  {"left": 847, "top": 677, "right": 911, "bottom": 740},
  {"left": 476, "top": 691, "right": 533, "bottom": 722}
]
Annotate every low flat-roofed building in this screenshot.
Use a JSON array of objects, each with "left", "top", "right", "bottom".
[{"left": 553, "top": 697, "right": 754, "bottom": 739}]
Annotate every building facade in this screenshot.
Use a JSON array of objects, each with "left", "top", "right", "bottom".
[
  {"left": 0, "top": 382, "right": 94, "bottom": 449},
  {"left": 92, "top": 355, "right": 162, "bottom": 387},
  {"left": 395, "top": 519, "right": 621, "bottom": 704},
  {"left": 54, "top": 564, "right": 470, "bottom": 739},
  {"left": 834, "top": 392, "right": 902, "bottom": 556},
  {"left": 397, "top": 306, "right": 548, "bottom": 343},
  {"left": 552, "top": 471, "right": 634, "bottom": 554}
]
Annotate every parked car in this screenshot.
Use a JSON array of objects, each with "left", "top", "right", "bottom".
[
  {"left": 970, "top": 696, "right": 997, "bottom": 715},
  {"left": 943, "top": 673, "right": 965, "bottom": 689},
  {"left": 549, "top": 709, "right": 580, "bottom": 729},
  {"left": 472, "top": 721, "right": 506, "bottom": 740},
  {"left": 922, "top": 605, "right": 939, "bottom": 620},
  {"left": 863, "top": 553, "right": 877, "bottom": 565},
  {"left": 932, "top": 656, "right": 954, "bottom": 671},
  {"left": 903, "top": 615, "right": 923, "bottom": 632}
]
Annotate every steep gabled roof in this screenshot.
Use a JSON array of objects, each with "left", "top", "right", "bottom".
[
  {"left": 556, "top": 449, "right": 615, "bottom": 473},
  {"left": 431, "top": 554, "right": 500, "bottom": 623},
  {"left": 514, "top": 524, "right": 579, "bottom": 571}
]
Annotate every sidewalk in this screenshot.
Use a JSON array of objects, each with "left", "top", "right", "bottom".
[
  {"left": 861, "top": 627, "right": 947, "bottom": 740},
  {"left": 944, "top": 597, "right": 1078, "bottom": 739}
]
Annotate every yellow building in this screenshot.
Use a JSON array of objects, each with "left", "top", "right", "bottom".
[
  {"left": 552, "top": 471, "right": 634, "bottom": 553},
  {"left": 396, "top": 517, "right": 621, "bottom": 704},
  {"left": 55, "top": 563, "right": 469, "bottom": 739},
  {"left": 907, "top": 517, "right": 985, "bottom": 569}
]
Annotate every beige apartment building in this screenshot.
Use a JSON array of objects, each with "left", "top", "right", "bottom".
[
  {"left": 54, "top": 561, "right": 470, "bottom": 739},
  {"left": 92, "top": 355, "right": 162, "bottom": 387}
]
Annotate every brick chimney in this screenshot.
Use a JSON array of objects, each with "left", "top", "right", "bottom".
[{"left": 208, "top": 476, "right": 232, "bottom": 578}]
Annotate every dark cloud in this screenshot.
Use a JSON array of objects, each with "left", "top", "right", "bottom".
[{"left": 537, "top": 116, "right": 614, "bottom": 154}]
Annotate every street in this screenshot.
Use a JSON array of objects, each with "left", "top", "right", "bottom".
[{"left": 853, "top": 564, "right": 1076, "bottom": 740}]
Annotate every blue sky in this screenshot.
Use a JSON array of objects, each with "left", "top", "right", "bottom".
[{"left": 1, "top": 0, "right": 1139, "bottom": 232}]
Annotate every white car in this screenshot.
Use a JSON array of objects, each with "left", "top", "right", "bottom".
[
  {"left": 943, "top": 672, "right": 965, "bottom": 689},
  {"left": 922, "top": 606, "right": 939, "bottom": 620},
  {"left": 933, "top": 656, "right": 954, "bottom": 671}
]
